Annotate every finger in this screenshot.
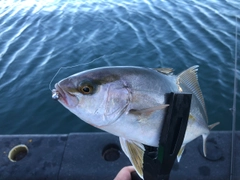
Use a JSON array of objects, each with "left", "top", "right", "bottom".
[{"left": 114, "top": 166, "right": 135, "bottom": 180}]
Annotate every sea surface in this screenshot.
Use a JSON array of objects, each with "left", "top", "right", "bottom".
[{"left": 0, "top": 0, "right": 239, "bottom": 134}]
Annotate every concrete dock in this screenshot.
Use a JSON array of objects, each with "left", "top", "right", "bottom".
[{"left": 0, "top": 131, "right": 239, "bottom": 180}]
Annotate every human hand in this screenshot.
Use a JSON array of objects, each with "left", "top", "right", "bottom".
[{"left": 114, "top": 166, "right": 135, "bottom": 180}]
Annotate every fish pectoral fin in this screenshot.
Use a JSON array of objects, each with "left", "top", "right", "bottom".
[
  {"left": 119, "top": 137, "right": 145, "bottom": 179},
  {"left": 129, "top": 104, "right": 169, "bottom": 118},
  {"left": 177, "top": 145, "right": 185, "bottom": 162},
  {"left": 155, "top": 68, "right": 174, "bottom": 75},
  {"left": 208, "top": 122, "right": 220, "bottom": 130}
]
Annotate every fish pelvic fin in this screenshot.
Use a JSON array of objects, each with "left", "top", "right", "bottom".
[
  {"left": 119, "top": 137, "right": 145, "bottom": 179},
  {"left": 177, "top": 65, "right": 208, "bottom": 123},
  {"left": 177, "top": 145, "right": 186, "bottom": 162}
]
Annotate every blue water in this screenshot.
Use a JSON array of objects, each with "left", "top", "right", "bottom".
[{"left": 0, "top": 0, "right": 239, "bottom": 134}]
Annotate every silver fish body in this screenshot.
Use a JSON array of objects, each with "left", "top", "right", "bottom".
[{"left": 52, "top": 66, "right": 218, "bottom": 178}]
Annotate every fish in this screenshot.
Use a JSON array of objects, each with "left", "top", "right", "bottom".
[{"left": 52, "top": 65, "right": 219, "bottom": 178}]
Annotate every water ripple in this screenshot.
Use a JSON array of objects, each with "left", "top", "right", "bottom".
[{"left": 0, "top": 0, "right": 239, "bottom": 134}]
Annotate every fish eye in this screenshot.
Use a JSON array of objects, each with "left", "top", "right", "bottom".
[{"left": 79, "top": 84, "right": 94, "bottom": 95}]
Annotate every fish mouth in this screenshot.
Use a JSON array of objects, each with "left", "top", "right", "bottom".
[
  {"left": 52, "top": 84, "right": 69, "bottom": 106},
  {"left": 53, "top": 83, "right": 79, "bottom": 108}
]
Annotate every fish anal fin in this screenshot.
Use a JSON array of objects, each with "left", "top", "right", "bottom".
[
  {"left": 177, "top": 145, "right": 185, "bottom": 162},
  {"left": 119, "top": 137, "right": 144, "bottom": 179}
]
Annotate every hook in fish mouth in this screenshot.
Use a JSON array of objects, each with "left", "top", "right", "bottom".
[{"left": 52, "top": 89, "right": 60, "bottom": 100}]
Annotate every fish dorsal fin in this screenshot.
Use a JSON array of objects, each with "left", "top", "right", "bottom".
[
  {"left": 119, "top": 137, "right": 144, "bottom": 179},
  {"left": 155, "top": 68, "right": 174, "bottom": 75},
  {"left": 177, "top": 65, "right": 208, "bottom": 122}
]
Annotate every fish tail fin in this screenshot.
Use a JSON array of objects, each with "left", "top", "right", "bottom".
[
  {"left": 202, "top": 122, "right": 220, "bottom": 157},
  {"left": 208, "top": 122, "right": 220, "bottom": 130},
  {"left": 202, "top": 133, "right": 209, "bottom": 157}
]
